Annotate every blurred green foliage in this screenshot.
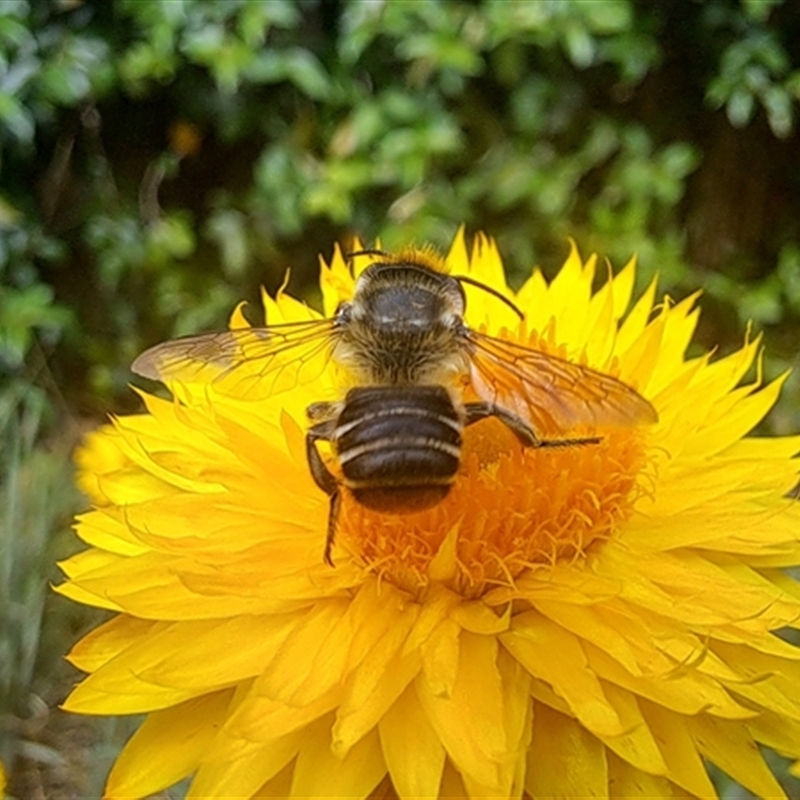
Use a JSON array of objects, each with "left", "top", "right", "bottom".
[
  {"left": 0, "top": 0, "right": 797, "bottom": 416},
  {"left": 2, "top": 0, "right": 800, "bottom": 794},
  {"left": 0, "top": 381, "right": 87, "bottom": 795}
]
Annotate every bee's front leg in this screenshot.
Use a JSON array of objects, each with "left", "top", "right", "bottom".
[
  {"left": 306, "top": 402, "right": 343, "bottom": 565},
  {"left": 463, "top": 402, "right": 601, "bottom": 448}
]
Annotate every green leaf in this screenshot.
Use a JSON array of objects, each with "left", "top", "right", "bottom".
[
  {"left": 246, "top": 48, "right": 331, "bottom": 100},
  {"left": 727, "top": 87, "right": 755, "bottom": 127},
  {"left": 0, "top": 15, "right": 34, "bottom": 50},
  {"left": 38, "top": 60, "right": 91, "bottom": 105},
  {"left": 145, "top": 213, "right": 196, "bottom": 265},
  {"left": 563, "top": 22, "right": 596, "bottom": 68},
  {"left": 0, "top": 284, "right": 69, "bottom": 368},
  {"left": 742, "top": 0, "right": 784, "bottom": 22},
  {"left": 0, "top": 90, "right": 34, "bottom": 141},
  {"left": 763, "top": 84, "right": 793, "bottom": 138},
  {"left": 205, "top": 209, "right": 250, "bottom": 278}
]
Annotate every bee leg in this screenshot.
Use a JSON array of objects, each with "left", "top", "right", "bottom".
[
  {"left": 464, "top": 402, "right": 601, "bottom": 448},
  {"left": 306, "top": 419, "right": 341, "bottom": 566},
  {"left": 464, "top": 401, "right": 540, "bottom": 446},
  {"left": 307, "top": 400, "right": 342, "bottom": 422},
  {"left": 323, "top": 492, "right": 342, "bottom": 567}
]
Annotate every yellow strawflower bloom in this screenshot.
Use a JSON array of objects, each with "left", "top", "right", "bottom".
[{"left": 61, "top": 231, "right": 800, "bottom": 798}]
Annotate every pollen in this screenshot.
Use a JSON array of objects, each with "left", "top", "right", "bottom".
[{"left": 338, "top": 416, "right": 651, "bottom": 599}]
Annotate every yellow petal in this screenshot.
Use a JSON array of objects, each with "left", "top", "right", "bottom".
[
  {"left": 607, "top": 751, "right": 686, "bottom": 799},
  {"left": 617, "top": 300, "right": 666, "bottom": 393},
  {"left": 63, "top": 551, "right": 280, "bottom": 619},
  {"left": 535, "top": 600, "right": 645, "bottom": 677},
  {"left": 594, "top": 681, "right": 667, "bottom": 776},
  {"left": 496, "top": 646, "right": 533, "bottom": 797},
  {"left": 63, "top": 678, "right": 196, "bottom": 715},
  {"left": 526, "top": 702, "right": 608, "bottom": 798},
  {"left": 682, "top": 373, "right": 788, "bottom": 459},
  {"left": 688, "top": 712, "right": 787, "bottom": 798},
  {"left": 106, "top": 689, "right": 233, "bottom": 797},
  {"left": 581, "top": 262, "right": 622, "bottom": 368},
  {"left": 427, "top": 523, "right": 460, "bottom": 583},
  {"left": 462, "top": 234, "right": 520, "bottom": 332},
  {"left": 401, "top": 584, "right": 461, "bottom": 657},
  {"left": 188, "top": 731, "right": 304, "bottom": 799},
  {"left": 646, "top": 293, "right": 702, "bottom": 395},
  {"left": 65, "top": 614, "right": 301, "bottom": 714},
  {"left": 220, "top": 687, "right": 339, "bottom": 745},
  {"left": 66, "top": 615, "right": 158, "bottom": 672},
  {"left": 502, "top": 612, "right": 624, "bottom": 737},
  {"left": 616, "top": 273, "right": 658, "bottom": 353},
  {"left": 378, "top": 683, "right": 446, "bottom": 800},
  {"left": 639, "top": 700, "right": 718, "bottom": 798},
  {"left": 255, "top": 599, "right": 351, "bottom": 704},
  {"left": 290, "top": 716, "right": 386, "bottom": 799},
  {"left": 72, "top": 509, "right": 147, "bottom": 556},
  {"left": 711, "top": 641, "right": 800, "bottom": 721},
  {"left": 515, "top": 267, "right": 550, "bottom": 331},
  {"left": 450, "top": 599, "right": 509, "bottom": 635},
  {"left": 420, "top": 617, "right": 460, "bottom": 699},
  {"left": 585, "top": 641, "right": 751, "bottom": 720},
  {"left": 547, "top": 241, "right": 596, "bottom": 347},
  {"left": 320, "top": 242, "right": 356, "bottom": 317},
  {"left": 416, "top": 632, "right": 512, "bottom": 793},
  {"left": 332, "top": 620, "right": 420, "bottom": 756},
  {"left": 252, "top": 760, "right": 295, "bottom": 798},
  {"left": 746, "top": 709, "right": 800, "bottom": 762}
]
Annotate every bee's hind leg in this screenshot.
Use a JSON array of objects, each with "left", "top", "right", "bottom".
[
  {"left": 464, "top": 401, "right": 540, "bottom": 446},
  {"left": 306, "top": 415, "right": 342, "bottom": 565},
  {"left": 463, "top": 402, "right": 601, "bottom": 448},
  {"left": 323, "top": 492, "right": 342, "bottom": 567}
]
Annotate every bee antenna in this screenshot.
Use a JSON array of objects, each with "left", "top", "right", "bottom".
[
  {"left": 346, "top": 248, "right": 389, "bottom": 261},
  {"left": 452, "top": 275, "right": 524, "bottom": 320}
]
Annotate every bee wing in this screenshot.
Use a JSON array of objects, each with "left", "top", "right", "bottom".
[
  {"left": 465, "top": 329, "right": 658, "bottom": 435},
  {"left": 132, "top": 317, "right": 339, "bottom": 399}
]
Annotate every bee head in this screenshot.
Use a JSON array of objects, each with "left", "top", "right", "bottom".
[
  {"left": 345, "top": 247, "right": 523, "bottom": 331},
  {"left": 350, "top": 257, "right": 466, "bottom": 333}
]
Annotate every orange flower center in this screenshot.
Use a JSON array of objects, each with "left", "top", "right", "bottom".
[{"left": 338, "top": 415, "right": 651, "bottom": 599}]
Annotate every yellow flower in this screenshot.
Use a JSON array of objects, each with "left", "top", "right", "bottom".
[{"left": 61, "top": 230, "right": 800, "bottom": 799}]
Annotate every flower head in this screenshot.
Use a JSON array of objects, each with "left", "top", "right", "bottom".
[{"left": 62, "top": 231, "right": 800, "bottom": 798}]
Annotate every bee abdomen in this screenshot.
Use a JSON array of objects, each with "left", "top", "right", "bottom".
[{"left": 335, "top": 385, "right": 463, "bottom": 512}]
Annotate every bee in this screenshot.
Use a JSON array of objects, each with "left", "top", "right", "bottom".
[{"left": 132, "top": 247, "right": 658, "bottom": 564}]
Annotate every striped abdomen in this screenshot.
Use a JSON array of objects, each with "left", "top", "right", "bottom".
[{"left": 334, "top": 385, "right": 463, "bottom": 512}]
